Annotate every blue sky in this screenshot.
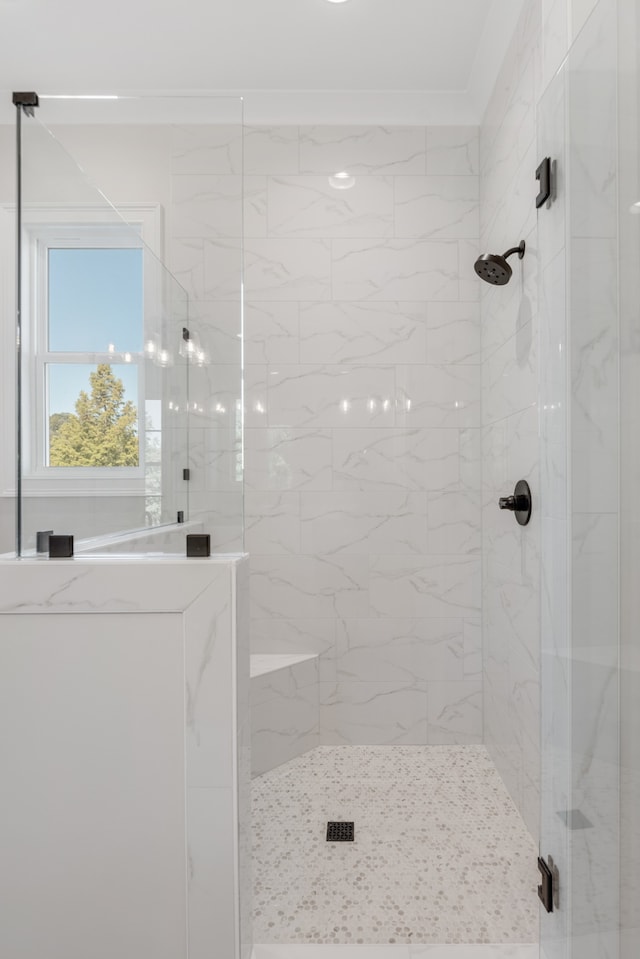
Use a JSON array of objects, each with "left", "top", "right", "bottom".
[
  {"left": 48, "top": 364, "right": 138, "bottom": 417},
  {"left": 48, "top": 248, "right": 142, "bottom": 414}
]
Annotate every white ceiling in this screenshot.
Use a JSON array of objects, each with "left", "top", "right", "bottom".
[{"left": 0, "top": 0, "right": 524, "bottom": 123}]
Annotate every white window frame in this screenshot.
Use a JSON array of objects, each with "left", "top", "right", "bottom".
[{"left": 17, "top": 203, "right": 163, "bottom": 498}]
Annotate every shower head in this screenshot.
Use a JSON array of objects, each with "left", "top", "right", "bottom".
[{"left": 474, "top": 240, "right": 526, "bottom": 286}]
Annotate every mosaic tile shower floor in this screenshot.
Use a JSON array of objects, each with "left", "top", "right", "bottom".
[{"left": 252, "top": 746, "right": 539, "bottom": 945}]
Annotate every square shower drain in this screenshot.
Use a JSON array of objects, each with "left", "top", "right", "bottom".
[{"left": 326, "top": 821, "right": 354, "bottom": 842}]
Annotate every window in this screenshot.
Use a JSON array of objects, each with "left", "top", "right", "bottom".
[
  {"left": 46, "top": 245, "right": 143, "bottom": 468},
  {"left": 18, "top": 205, "right": 162, "bottom": 496}
]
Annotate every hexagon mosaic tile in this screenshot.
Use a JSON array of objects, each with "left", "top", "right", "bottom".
[{"left": 252, "top": 746, "right": 538, "bottom": 945}]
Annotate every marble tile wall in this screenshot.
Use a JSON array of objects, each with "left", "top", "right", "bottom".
[
  {"left": 234, "top": 127, "right": 482, "bottom": 743},
  {"left": 232, "top": 125, "right": 483, "bottom": 747},
  {"left": 0, "top": 555, "right": 250, "bottom": 959},
  {"left": 251, "top": 654, "right": 320, "bottom": 776},
  {"left": 480, "top": 0, "right": 542, "bottom": 842}
]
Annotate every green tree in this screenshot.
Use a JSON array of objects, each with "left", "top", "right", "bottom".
[
  {"left": 49, "top": 364, "right": 139, "bottom": 467},
  {"left": 48, "top": 411, "right": 72, "bottom": 441}
]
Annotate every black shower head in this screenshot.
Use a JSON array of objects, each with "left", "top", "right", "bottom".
[{"left": 474, "top": 240, "right": 525, "bottom": 286}]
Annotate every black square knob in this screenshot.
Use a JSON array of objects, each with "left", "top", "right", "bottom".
[
  {"left": 186, "top": 534, "right": 211, "bottom": 558},
  {"left": 49, "top": 535, "right": 74, "bottom": 558}
]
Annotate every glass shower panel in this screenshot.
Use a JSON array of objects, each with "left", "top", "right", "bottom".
[
  {"left": 16, "top": 110, "right": 190, "bottom": 554},
  {"left": 618, "top": 0, "right": 640, "bottom": 955},
  {"left": 539, "top": 1, "right": 620, "bottom": 957},
  {"left": 34, "top": 95, "right": 245, "bottom": 555}
]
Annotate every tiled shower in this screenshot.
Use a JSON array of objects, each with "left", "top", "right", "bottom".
[
  {"left": 243, "top": 122, "right": 483, "bottom": 752},
  {"left": 1, "top": 0, "right": 640, "bottom": 956}
]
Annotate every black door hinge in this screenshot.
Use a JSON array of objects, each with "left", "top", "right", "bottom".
[
  {"left": 538, "top": 856, "right": 554, "bottom": 913},
  {"left": 536, "top": 157, "right": 552, "bottom": 209}
]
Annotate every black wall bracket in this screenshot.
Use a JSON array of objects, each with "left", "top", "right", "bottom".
[
  {"left": 48, "top": 534, "right": 74, "bottom": 559},
  {"left": 186, "top": 533, "right": 211, "bottom": 558},
  {"left": 536, "top": 157, "right": 552, "bottom": 209},
  {"left": 12, "top": 91, "right": 39, "bottom": 116}
]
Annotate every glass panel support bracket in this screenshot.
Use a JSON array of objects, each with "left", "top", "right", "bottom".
[
  {"left": 12, "top": 92, "right": 39, "bottom": 116},
  {"left": 537, "top": 855, "right": 558, "bottom": 913}
]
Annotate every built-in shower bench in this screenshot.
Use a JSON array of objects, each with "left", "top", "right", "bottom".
[{"left": 250, "top": 653, "right": 319, "bottom": 777}]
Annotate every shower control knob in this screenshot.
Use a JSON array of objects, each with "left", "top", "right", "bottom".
[{"left": 498, "top": 480, "right": 532, "bottom": 526}]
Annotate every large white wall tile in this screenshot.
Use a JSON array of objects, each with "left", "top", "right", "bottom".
[
  {"left": 299, "top": 126, "right": 427, "bottom": 175},
  {"left": 457, "top": 240, "right": 482, "bottom": 301},
  {"left": 187, "top": 787, "right": 237, "bottom": 959},
  {"left": 395, "top": 176, "right": 479, "bottom": 239},
  {"left": 299, "top": 301, "right": 428, "bottom": 365},
  {"left": 336, "top": 618, "right": 467, "bottom": 684},
  {"left": 203, "top": 239, "right": 243, "bottom": 299},
  {"left": 396, "top": 364, "right": 481, "bottom": 428},
  {"left": 250, "top": 554, "right": 369, "bottom": 619},
  {"left": 321, "top": 682, "right": 429, "bottom": 745},
  {"left": 426, "top": 127, "right": 480, "bottom": 175},
  {"left": 245, "top": 176, "right": 269, "bottom": 237},
  {"left": 269, "top": 176, "right": 394, "bottom": 238},
  {"left": 267, "top": 364, "right": 396, "bottom": 429},
  {"left": 244, "top": 302, "right": 300, "bottom": 364},
  {"left": 244, "top": 126, "right": 300, "bottom": 175},
  {"left": 185, "top": 580, "right": 234, "bottom": 789},
  {"left": 427, "top": 491, "right": 482, "bottom": 554},
  {"left": 427, "top": 302, "right": 481, "bottom": 365},
  {"left": 172, "top": 174, "right": 243, "bottom": 238},
  {"left": 169, "top": 237, "right": 205, "bottom": 300},
  {"left": 427, "top": 681, "right": 483, "bottom": 744},
  {"left": 332, "top": 427, "right": 460, "bottom": 492},
  {"left": 245, "top": 492, "right": 301, "bottom": 555},
  {"left": 332, "top": 239, "right": 459, "bottom": 301},
  {"left": 188, "top": 300, "right": 242, "bottom": 365},
  {"left": 300, "top": 491, "right": 428, "bottom": 556},
  {"left": 244, "top": 239, "right": 332, "bottom": 300},
  {"left": 252, "top": 675, "right": 319, "bottom": 776},
  {"left": 170, "top": 124, "right": 242, "bottom": 175},
  {"left": 245, "top": 428, "right": 332, "bottom": 491},
  {"left": 369, "top": 556, "right": 481, "bottom": 619}
]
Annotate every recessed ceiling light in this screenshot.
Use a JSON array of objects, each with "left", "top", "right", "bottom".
[
  {"left": 326, "top": 0, "right": 351, "bottom": 4},
  {"left": 329, "top": 171, "right": 355, "bottom": 190}
]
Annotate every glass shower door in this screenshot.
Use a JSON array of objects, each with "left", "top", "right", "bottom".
[{"left": 538, "top": 1, "right": 620, "bottom": 957}]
